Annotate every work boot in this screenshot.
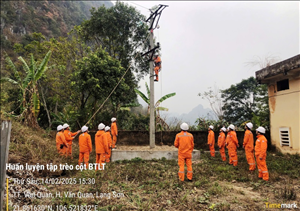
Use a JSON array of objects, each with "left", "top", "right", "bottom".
[
  {"left": 187, "top": 179, "right": 193, "bottom": 182},
  {"left": 154, "top": 79, "right": 158, "bottom": 82}
]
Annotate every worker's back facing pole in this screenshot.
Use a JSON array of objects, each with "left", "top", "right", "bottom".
[{"left": 149, "top": 18, "right": 155, "bottom": 149}]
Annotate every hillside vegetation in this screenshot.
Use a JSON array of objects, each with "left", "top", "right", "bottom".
[
  {"left": 1, "top": 1, "right": 113, "bottom": 54},
  {"left": 1, "top": 1, "right": 150, "bottom": 132}
]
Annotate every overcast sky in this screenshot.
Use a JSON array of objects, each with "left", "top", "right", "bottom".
[{"left": 114, "top": 1, "right": 299, "bottom": 115}]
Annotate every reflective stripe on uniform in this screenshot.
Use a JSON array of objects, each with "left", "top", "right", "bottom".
[
  {"left": 178, "top": 171, "right": 184, "bottom": 173},
  {"left": 187, "top": 171, "right": 193, "bottom": 173},
  {"left": 262, "top": 171, "right": 268, "bottom": 173},
  {"left": 249, "top": 163, "right": 255, "bottom": 165},
  {"left": 258, "top": 169, "right": 261, "bottom": 171},
  {"left": 178, "top": 134, "right": 193, "bottom": 138}
]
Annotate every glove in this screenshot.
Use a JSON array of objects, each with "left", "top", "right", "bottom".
[{"left": 60, "top": 144, "right": 64, "bottom": 149}]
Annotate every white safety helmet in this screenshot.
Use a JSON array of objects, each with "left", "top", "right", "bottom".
[
  {"left": 105, "top": 126, "right": 110, "bottom": 132},
  {"left": 57, "top": 125, "right": 64, "bottom": 131},
  {"left": 81, "top": 125, "right": 88, "bottom": 132},
  {"left": 246, "top": 122, "right": 253, "bottom": 130},
  {"left": 229, "top": 124, "right": 235, "bottom": 130},
  {"left": 209, "top": 125, "right": 214, "bottom": 130},
  {"left": 98, "top": 123, "right": 105, "bottom": 130},
  {"left": 180, "top": 122, "right": 189, "bottom": 131},
  {"left": 111, "top": 117, "right": 117, "bottom": 122},
  {"left": 62, "top": 123, "right": 69, "bottom": 129},
  {"left": 221, "top": 127, "right": 227, "bottom": 132},
  {"left": 256, "top": 126, "right": 266, "bottom": 134}
]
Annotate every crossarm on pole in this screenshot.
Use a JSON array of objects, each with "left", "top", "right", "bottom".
[{"left": 141, "top": 42, "right": 160, "bottom": 61}]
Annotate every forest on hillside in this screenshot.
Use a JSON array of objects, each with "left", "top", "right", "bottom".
[{"left": 1, "top": 1, "right": 113, "bottom": 52}]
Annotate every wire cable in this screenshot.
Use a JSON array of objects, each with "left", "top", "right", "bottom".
[{"left": 126, "top": 1, "right": 150, "bottom": 11}]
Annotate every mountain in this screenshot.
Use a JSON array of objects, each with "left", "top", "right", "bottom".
[
  {"left": 1, "top": 1, "right": 113, "bottom": 52},
  {"left": 161, "top": 104, "right": 217, "bottom": 126}
]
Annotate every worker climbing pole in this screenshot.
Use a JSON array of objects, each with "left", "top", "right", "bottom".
[{"left": 142, "top": 4, "right": 168, "bottom": 148}]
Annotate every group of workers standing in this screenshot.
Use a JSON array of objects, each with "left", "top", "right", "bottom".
[
  {"left": 175, "top": 122, "right": 269, "bottom": 182},
  {"left": 55, "top": 117, "right": 118, "bottom": 169},
  {"left": 56, "top": 117, "right": 269, "bottom": 182}
]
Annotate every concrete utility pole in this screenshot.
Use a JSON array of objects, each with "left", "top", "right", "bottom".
[
  {"left": 142, "top": 4, "right": 168, "bottom": 149},
  {"left": 149, "top": 18, "right": 155, "bottom": 149}
]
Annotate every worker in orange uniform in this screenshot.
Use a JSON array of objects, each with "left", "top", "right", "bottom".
[
  {"left": 95, "top": 123, "right": 108, "bottom": 170},
  {"left": 105, "top": 126, "right": 113, "bottom": 162},
  {"left": 63, "top": 123, "right": 80, "bottom": 158},
  {"left": 56, "top": 125, "right": 68, "bottom": 156},
  {"left": 174, "top": 122, "right": 194, "bottom": 182},
  {"left": 78, "top": 125, "right": 92, "bottom": 168},
  {"left": 153, "top": 54, "right": 161, "bottom": 82},
  {"left": 218, "top": 127, "right": 227, "bottom": 161},
  {"left": 243, "top": 122, "right": 256, "bottom": 171},
  {"left": 207, "top": 125, "right": 215, "bottom": 157},
  {"left": 111, "top": 117, "right": 118, "bottom": 150},
  {"left": 226, "top": 124, "right": 239, "bottom": 166},
  {"left": 255, "top": 126, "right": 269, "bottom": 181}
]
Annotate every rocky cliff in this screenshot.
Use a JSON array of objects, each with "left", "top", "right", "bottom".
[{"left": 1, "top": 1, "right": 113, "bottom": 50}]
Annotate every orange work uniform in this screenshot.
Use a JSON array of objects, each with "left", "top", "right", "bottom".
[
  {"left": 78, "top": 132, "right": 92, "bottom": 168},
  {"left": 226, "top": 131, "right": 239, "bottom": 166},
  {"left": 207, "top": 130, "right": 215, "bottom": 157},
  {"left": 56, "top": 131, "right": 68, "bottom": 156},
  {"left": 105, "top": 131, "right": 112, "bottom": 162},
  {"left": 63, "top": 129, "right": 79, "bottom": 157},
  {"left": 154, "top": 56, "right": 161, "bottom": 81},
  {"left": 255, "top": 134, "right": 269, "bottom": 181},
  {"left": 243, "top": 129, "right": 256, "bottom": 171},
  {"left": 174, "top": 131, "right": 194, "bottom": 181},
  {"left": 218, "top": 131, "right": 226, "bottom": 161},
  {"left": 95, "top": 130, "right": 108, "bottom": 170},
  {"left": 111, "top": 122, "right": 118, "bottom": 148}
]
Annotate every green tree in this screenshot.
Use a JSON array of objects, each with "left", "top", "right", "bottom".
[
  {"left": 70, "top": 47, "right": 134, "bottom": 127},
  {"left": 221, "top": 76, "right": 269, "bottom": 127},
  {"left": 79, "top": 1, "right": 149, "bottom": 111},
  {"left": 80, "top": 2, "right": 148, "bottom": 74},
  {"left": 2, "top": 51, "right": 52, "bottom": 128}
]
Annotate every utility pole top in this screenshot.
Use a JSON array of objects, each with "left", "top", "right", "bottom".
[{"left": 145, "top": 4, "right": 169, "bottom": 31}]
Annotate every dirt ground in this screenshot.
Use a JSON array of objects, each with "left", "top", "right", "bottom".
[{"left": 115, "top": 145, "right": 178, "bottom": 151}]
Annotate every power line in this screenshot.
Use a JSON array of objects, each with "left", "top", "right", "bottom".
[{"left": 125, "top": 1, "right": 150, "bottom": 11}]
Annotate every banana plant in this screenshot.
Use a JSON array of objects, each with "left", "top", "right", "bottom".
[
  {"left": 134, "top": 82, "right": 176, "bottom": 115},
  {"left": 2, "top": 50, "right": 52, "bottom": 127},
  {"left": 135, "top": 82, "right": 176, "bottom": 130}
]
